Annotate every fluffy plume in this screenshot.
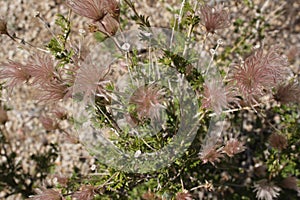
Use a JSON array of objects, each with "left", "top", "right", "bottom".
[
  {"left": 129, "top": 84, "right": 166, "bottom": 122},
  {"left": 286, "top": 46, "right": 299, "bottom": 63},
  {"left": 73, "top": 58, "right": 111, "bottom": 103},
  {"left": 66, "top": 0, "right": 107, "bottom": 21},
  {"left": 274, "top": 81, "right": 300, "bottom": 104},
  {"left": 253, "top": 179, "right": 281, "bottom": 200},
  {"left": 200, "top": 4, "right": 231, "bottom": 34},
  {"left": 28, "top": 188, "right": 63, "bottom": 200},
  {"left": 268, "top": 133, "right": 288, "bottom": 151},
  {"left": 26, "top": 53, "right": 58, "bottom": 84},
  {"left": 52, "top": 107, "right": 68, "bottom": 120},
  {"left": 71, "top": 40, "right": 91, "bottom": 65},
  {"left": 98, "top": 13, "right": 120, "bottom": 36},
  {"left": 201, "top": 80, "right": 227, "bottom": 114},
  {"left": 37, "top": 81, "right": 69, "bottom": 103},
  {"left": 53, "top": 174, "right": 69, "bottom": 187},
  {"left": 281, "top": 177, "right": 299, "bottom": 192},
  {"left": 199, "top": 144, "right": 223, "bottom": 166},
  {"left": 142, "top": 191, "right": 162, "bottom": 200},
  {"left": 72, "top": 185, "right": 96, "bottom": 200},
  {"left": 222, "top": 138, "right": 245, "bottom": 157},
  {"left": 0, "top": 60, "right": 31, "bottom": 89},
  {"left": 66, "top": 0, "right": 120, "bottom": 35},
  {"left": 39, "top": 115, "right": 59, "bottom": 131},
  {"left": 175, "top": 192, "right": 193, "bottom": 200},
  {"left": 201, "top": 79, "right": 239, "bottom": 114},
  {"left": 229, "top": 47, "right": 289, "bottom": 103}
]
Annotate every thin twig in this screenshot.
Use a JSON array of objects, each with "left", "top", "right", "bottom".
[
  {"left": 208, "top": 103, "right": 263, "bottom": 117},
  {"left": 183, "top": 1, "right": 199, "bottom": 56}
]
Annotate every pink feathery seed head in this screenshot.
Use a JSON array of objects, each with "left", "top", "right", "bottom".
[
  {"left": 98, "top": 13, "right": 120, "bottom": 36},
  {"left": 72, "top": 185, "right": 97, "bottom": 200},
  {"left": 274, "top": 81, "right": 300, "bottom": 104},
  {"left": 37, "top": 81, "right": 69, "bottom": 103},
  {"left": 104, "top": 0, "right": 120, "bottom": 17},
  {"left": 200, "top": 4, "right": 231, "bottom": 34},
  {"left": 39, "top": 115, "right": 59, "bottom": 131},
  {"left": 52, "top": 107, "right": 68, "bottom": 120},
  {"left": 0, "top": 107, "right": 8, "bottom": 125},
  {"left": 281, "top": 177, "right": 299, "bottom": 192},
  {"left": 202, "top": 79, "right": 240, "bottom": 113},
  {"left": 262, "top": 46, "right": 289, "bottom": 81},
  {"left": 201, "top": 79, "right": 228, "bottom": 114},
  {"left": 268, "top": 133, "right": 288, "bottom": 151},
  {"left": 53, "top": 174, "right": 69, "bottom": 187},
  {"left": 286, "top": 46, "right": 299, "bottom": 63},
  {"left": 199, "top": 144, "right": 224, "bottom": 166},
  {"left": 222, "top": 138, "right": 245, "bottom": 157},
  {"left": 253, "top": 179, "right": 281, "bottom": 200},
  {"left": 225, "top": 84, "right": 241, "bottom": 107},
  {"left": 175, "top": 192, "right": 193, "bottom": 200},
  {"left": 66, "top": 0, "right": 120, "bottom": 35},
  {"left": 0, "top": 60, "right": 31, "bottom": 90},
  {"left": 0, "top": 18, "right": 8, "bottom": 35},
  {"left": 97, "top": 0, "right": 120, "bottom": 36},
  {"left": 29, "top": 188, "right": 64, "bottom": 200},
  {"left": 129, "top": 84, "right": 166, "bottom": 121},
  {"left": 74, "top": 59, "right": 111, "bottom": 103},
  {"left": 26, "top": 53, "right": 57, "bottom": 84},
  {"left": 229, "top": 47, "right": 289, "bottom": 103},
  {"left": 66, "top": 0, "right": 106, "bottom": 21},
  {"left": 142, "top": 191, "right": 161, "bottom": 200},
  {"left": 254, "top": 164, "right": 267, "bottom": 178},
  {"left": 71, "top": 40, "right": 91, "bottom": 65},
  {"left": 64, "top": 132, "right": 80, "bottom": 144}
]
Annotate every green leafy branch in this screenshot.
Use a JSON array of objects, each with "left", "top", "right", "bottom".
[{"left": 46, "top": 13, "right": 73, "bottom": 65}]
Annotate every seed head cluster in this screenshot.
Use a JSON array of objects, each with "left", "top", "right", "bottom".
[
  {"left": 66, "top": 0, "right": 120, "bottom": 35},
  {"left": 229, "top": 47, "right": 289, "bottom": 103},
  {"left": 200, "top": 4, "right": 231, "bottom": 34},
  {"left": 129, "top": 84, "right": 166, "bottom": 122}
]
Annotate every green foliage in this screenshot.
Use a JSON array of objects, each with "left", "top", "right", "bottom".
[
  {"left": 46, "top": 14, "right": 73, "bottom": 66},
  {"left": 124, "top": 0, "right": 151, "bottom": 28},
  {"left": 94, "top": 32, "right": 107, "bottom": 43},
  {"left": 30, "top": 143, "right": 59, "bottom": 180}
]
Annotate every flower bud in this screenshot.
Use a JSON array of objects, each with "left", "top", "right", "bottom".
[
  {"left": 98, "top": 14, "right": 120, "bottom": 36},
  {"left": 0, "top": 107, "right": 8, "bottom": 125},
  {"left": 0, "top": 18, "right": 8, "bottom": 35},
  {"left": 105, "top": 0, "right": 120, "bottom": 18},
  {"left": 0, "top": 18, "right": 15, "bottom": 41},
  {"left": 39, "top": 116, "right": 59, "bottom": 131}
]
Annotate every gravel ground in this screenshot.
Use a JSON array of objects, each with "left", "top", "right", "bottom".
[{"left": 0, "top": 0, "right": 299, "bottom": 199}]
